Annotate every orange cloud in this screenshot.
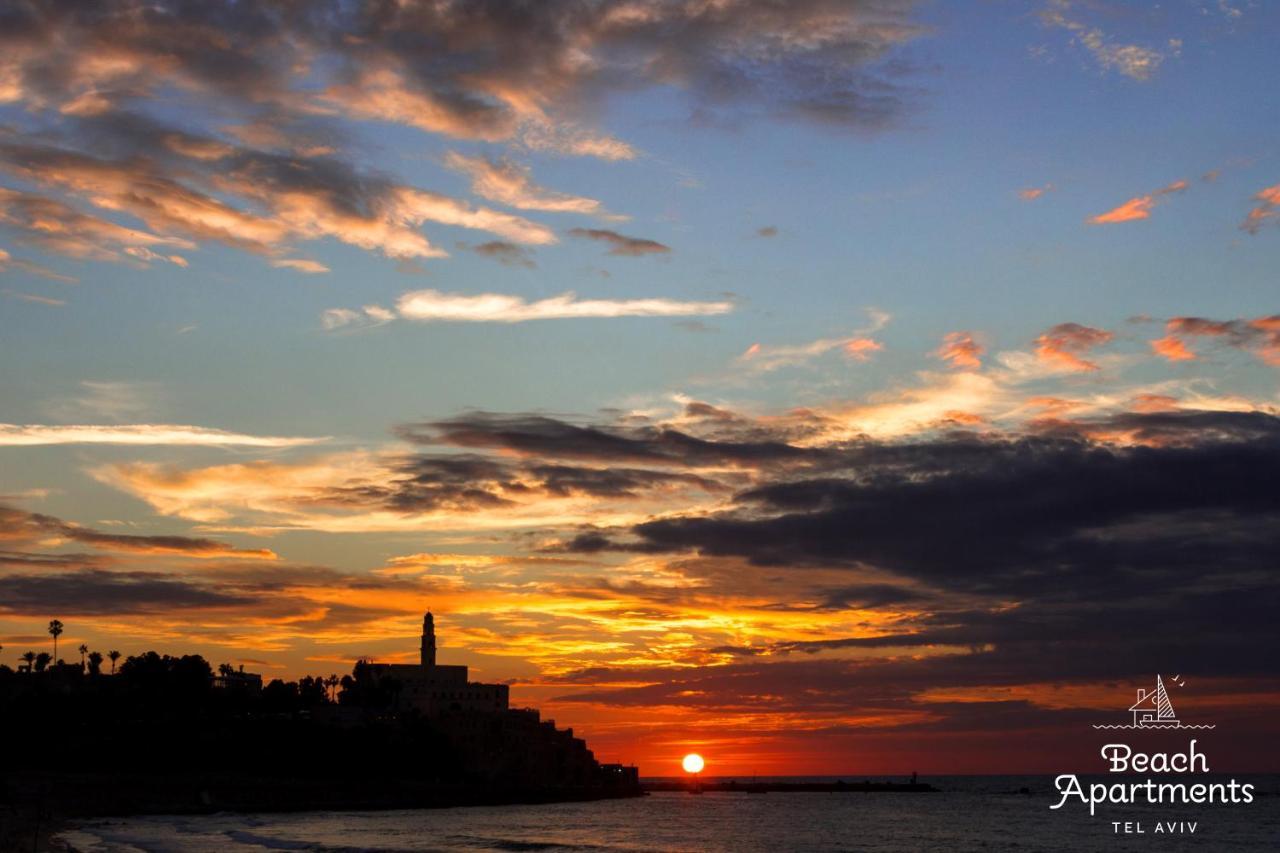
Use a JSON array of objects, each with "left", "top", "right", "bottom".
[
  {"left": 1018, "top": 184, "right": 1053, "bottom": 201},
  {"left": 1150, "top": 334, "right": 1197, "bottom": 362},
  {"left": 1131, "top": 393, "right": 1180, "bottom": 413},
  {"left": 842, "top": 338, "right": 883, "bottom": 361},
  {"left": 1033, "top": 323, "right": 1114, "bottom": 372},
  {"left": 1087, "top": 179, "right": 1188, "bottom": 224},
  {"left": 1156, "top": 315, "right": 1280, "bottom": 366},
  {"left": 934, "top": 332, "right": 984, "bottom": 370},
  {"left": 1242, "top": 183, "right": 1280, "bottom": 234}
]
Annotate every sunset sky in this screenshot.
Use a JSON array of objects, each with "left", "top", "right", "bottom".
[{"left": 2, "top": 1, "right": 1278, "bottom": 776}]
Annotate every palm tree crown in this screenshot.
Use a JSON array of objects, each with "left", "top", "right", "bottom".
[{"left": 48, "top": 619, "right": 64, "bottom": 663}]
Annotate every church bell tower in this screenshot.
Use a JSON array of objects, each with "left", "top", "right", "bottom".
[{"left": 421, "top": 611, "right": 436, "bottom": 668}]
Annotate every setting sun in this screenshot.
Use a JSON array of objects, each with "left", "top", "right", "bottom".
[{"left": 682, "top": 753, "right": 705, "bottom": 774}]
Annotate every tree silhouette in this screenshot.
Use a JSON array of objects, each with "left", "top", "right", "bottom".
[
  {"left": 79, "top": 643, "right": 89, "bottom": 671},
  {"left": 108, "top": 649, "right": 121, "bottom": 674},
  {"left": 48, "top": 619, "right": 63, "bottom": 663},
  {"left": 326, "top": 673, "right": 340, "bottom": 702},
  {"left": 87, "top": 651, "right": 103, "bottom": 676},
  {"left": 34, "top": 652, "right": 51, "bottom": 672},
  {"left": 21, "top": 650, "right": 36, "bottom": 671}
]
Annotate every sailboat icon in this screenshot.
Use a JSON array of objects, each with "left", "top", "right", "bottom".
[
  {"left": 1092, "top": 674, "right": 1215, "bottom": 730},
  {"left": 1128, "top": 674, "right": 1179, "bottom": 728}
]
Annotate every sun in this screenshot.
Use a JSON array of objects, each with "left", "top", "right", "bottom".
[{"left": 681, "top": 753, "right": 705, "bottom": 774}]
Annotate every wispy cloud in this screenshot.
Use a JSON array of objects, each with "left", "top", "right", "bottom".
[
  {"left": 323, "top": 290, "right": 732, "bottom": 329},
  {"left": 0, "top": 186, "right": 193, "bottom": 266},
  {"left": 737, "top": 310, "right": 891, "bottom": 372},
  {"left": 1033, "top": 322, "right": 1114, "bottom": 372},
  {"left": 271, "top": 258, "right": 330, "bottom": 274},
  {"left": 2, "top": 289, "right": 65, "bottom": 306},
  {"left": 1087, "top": 179, "right": 1188, "bottom": 224},
  {"left": 0, "top": 424, "right": 324, "bottom": 447},
  {"left": 467, "top": 241, "right": 537, "bottom": 269},
  {"left": 1150, "top": 315, "right": 1280, "bottom": 366},
  {"left": 568, "top": 229, "right": 671, "bottom": 257},
  {"left": 445, "top": 153, "right": 617, "bottom": 218},
  {"left": 396, "top": 290, "right": 731, "bottom": 324},
  {"left": 1241, "top": 183, "right": 1280, "bottom": 234},
  {"left": 1018, "top": 184, "right": 1053, "bottom": 201},
  {"left": 1040, "top": 0, "right": 1176, "bottom": 81},
  {"left": 934, "top": 332, "right": 985, "bottom": 370}
]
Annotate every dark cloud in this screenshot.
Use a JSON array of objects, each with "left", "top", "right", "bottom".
[
  {"left": 0, "top": 504, "right": 275, "bottom": 559},
  {"left": 0, "top": 1, "right": 925, "bottom": 271},
  {"left": 467, "top": 240, "right": 536, "bottom": 268},
  {"left": 321, "top": 452, "right": 725, "bottom": 513},
  {"left": 568, "top": 228, "right": 671, "bottom": 256},
  {"left": 755, "top": 225, "right": 778, "bottom": 238},
  {"left": 0, "top": 570, "right": 251, "bottom": 616},
  {"left": 613, "top": 411, "right": 1280, "bottom": 593},
  {"left": 401, "top": 411, "right": 821, "bottom": 467},
  {"left": 0, "top": 0, "right": 924, "bottom": 137}
]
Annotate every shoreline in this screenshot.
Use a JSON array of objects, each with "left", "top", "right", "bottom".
[{"left": 3, "top": 772, "right": 643, "bottom": 852}]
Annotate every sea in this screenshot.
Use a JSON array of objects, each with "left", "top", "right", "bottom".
[{"left": 52, "top": 776, "right": 1280, "bottom": 852}]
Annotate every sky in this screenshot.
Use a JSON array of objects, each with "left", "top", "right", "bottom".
[{"left": 1, "top": 0, "right": 1278, "bottom": 776}]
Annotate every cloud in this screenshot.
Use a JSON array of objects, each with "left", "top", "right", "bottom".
[
  {"left": 934, "top": 332, "right": 984, "bottom": 370},
  {"left": 1033, "top": 322, "right": 1114, "bottom": 372},
  {"left": 568, "top": 228, "right": 671, "bottom": 257},
  {"left": 0, "top": 186, "right": 193, "bottom": 265},
  {"left": 0, "top": 135, "right": 553, "bottom": 270},
  {"left": 756, "top": 226, "right": 779, "bottom": 238},
  {"left": 0, "top": 0, "right": 928, "bottom": 289},
  {"left": 1040, "top": 0, "right": 1174, "bottom": 81},
  {"left": 467, "top": 241, "right": 536, "bottom": 269},
  {"left": 738, "top": 336, "right": 883, "bottom": 371},
  {"left": 320, "top": 305, "right": 396, "bottom": 331},
  {"left": 324, "top": 290, "right": 734, "bottom": 325},
  {"left": 408, "top": 412, "right": 821, "bottom": 468},
  {"left": 42, "top": 380, "right": 157, "bottom": 423},
  {"left": 1087, "top": 179, "right": 1188, "bottom": 224},
  {"left": 574, "top": 410, "right": 1280, "bottom": 589},
  {"left": 2, "top": 289, "right": 64, "bottom": 306},
  {"left": 0, "top": 424, "right": 323, "bottom": 447},
  {"left": 444, "top": 153, "right": 613, "bottom": 217},
  {"left": 1241, "top": 183, "right": 1280, "bottom": 234},
  {"left": 0, "top": 570, "right": 254, "bottom": 616},
  {"left": 1018, "top": 184, "right": 1053, "bottom": 201},
  {"left": 0, "top": 504, "right": 275, "bottom": 560},
  {"left": 1152, "top": 315, "right": 1280, "bottom": 366},
  {"left": 0, "top": 247, "right": 77, "bottom": 282},
  {"left": 271, "top": 258, "right": 330, "bottom": 274},
  {"left": 1150, "top": 335, "right": 1197, "bottom": 363},
  {"left": 737, "top": 310, "right": 891, "bottom": 372}
]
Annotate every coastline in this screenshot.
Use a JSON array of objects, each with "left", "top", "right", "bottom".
[{"left": 3, "top": 771, "right": 643, "bottom": 852}]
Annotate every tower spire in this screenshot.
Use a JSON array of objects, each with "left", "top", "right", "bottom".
[{"left": 421, "top": 610, "right": 436, "bottom": 668}]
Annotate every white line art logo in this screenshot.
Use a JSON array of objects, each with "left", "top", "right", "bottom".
[{"left": 1093, "top": 674, "right": 1215, "bottom": 730}]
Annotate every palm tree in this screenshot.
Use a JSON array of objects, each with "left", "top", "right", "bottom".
[
  {"left": 48, "top": 619, "right": 63, "bottom": 663},
  {"left": 107, "top": 649, "right": 121, "bottom": 674},
  {"left": 87, "top": 651, "right": 103, "bottom": 676},
  {"left": 34, "top": 652, "right": 51, "bottom": 672},
  {"left": 78, "top": 643, "right": 89, "bottom": 671},
  {"left": 326, "top": 674, "right": 340, "bottom": 702},
  {"left": 21, "top": 651, "right": 36, "bottom": 672}
]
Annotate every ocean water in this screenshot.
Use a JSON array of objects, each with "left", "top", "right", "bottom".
[{"left": 55, "top": 776, "right": 1280, "bottom": 852}]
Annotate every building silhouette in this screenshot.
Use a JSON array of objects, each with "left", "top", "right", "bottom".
[{"left": 364, "top": 611, "right": 508, "bottom": 715}]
